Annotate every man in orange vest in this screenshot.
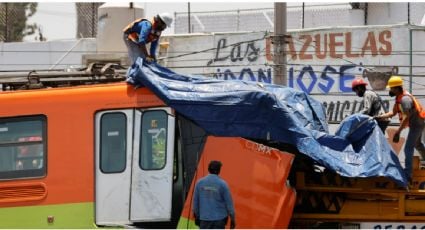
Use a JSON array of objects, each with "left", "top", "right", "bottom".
[
  {"left": 123, "top": 13, "right": 173, "bottom": 65},
  {"left": 351, "top": 77, "right": 389, "bottom": 133},
  {"left": 375, "top": 76, "right": 425, "bottom": 181}
]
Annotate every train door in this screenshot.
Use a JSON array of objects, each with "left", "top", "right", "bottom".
[
  {"left": 130, "top": 108, "right": 175, "bottom": 221},
  {"left": 95, "top": 110, "right": 133, "bottom": 226},
  {"left": 95, "top": 108, "right": 175, "bottom": 226}
]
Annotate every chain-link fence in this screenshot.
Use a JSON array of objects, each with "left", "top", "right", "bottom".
[
  {"left": 0, "top": 3, "right": 38, "bottom": 42},
  {"left": 76, "top": 3, "right": 103, "bottom": 38},
  {"left": 0, "top": 4, "right": 7, "bottom": 41},
  {"left": 175, "top": 8, "right": 274, "bottom": 34},
  {"left": 174, "top": 3, "right": 425, "bottom": 34},
  {"left": 0, "top": 2, "right": 104, "bottom": 41},
  {"left": 174, "top": 4, "right": 356, "bottom": 34}
]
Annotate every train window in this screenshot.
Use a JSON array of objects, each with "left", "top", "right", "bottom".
[
  {"left": 0, "top": 116, "right": 46, "bottom": 180},
  {"left": 140, "top": 110, "right": 168, "bottom": 170},
  {"left": 100, "top": 113, "right": 127, "bottom": 173}
]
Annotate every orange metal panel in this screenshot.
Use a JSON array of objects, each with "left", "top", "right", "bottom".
[{"left": 181, "top": 136, "right": 295, "bottom": 228}]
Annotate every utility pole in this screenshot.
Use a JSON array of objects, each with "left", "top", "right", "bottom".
[
  {"left": 407, "top": 2, "right": 410, "bottom": 24},
  {"left": 302, "top": 2, "right": 305, "bottom": 29},
  {"left": 188, "top": 2, "right": 191, "bottom": 33},
  {"left": 4, "top": 3, "right": 8, "bottom": 42},
  {"left": 91, "top": 3, "right": 96, "bottom": 37},
  {"left": 273, "top": 2, "right": 287, "bottom": 86}
]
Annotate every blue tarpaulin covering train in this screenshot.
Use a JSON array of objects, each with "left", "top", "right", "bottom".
[{"left": 127, "top": 58, "right": 408, "bottom": 187}]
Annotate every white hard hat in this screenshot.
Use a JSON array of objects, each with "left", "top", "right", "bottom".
[{"left": 158, "top": 12, "right": 173, "bottom": 27}]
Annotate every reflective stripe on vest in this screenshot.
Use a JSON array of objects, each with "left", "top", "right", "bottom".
[
  {"left": 123, "top": 18, "right": 161, "bottom": 44},
  {"left": 395, "top": 91, "right": 425, "bottom": 122}
]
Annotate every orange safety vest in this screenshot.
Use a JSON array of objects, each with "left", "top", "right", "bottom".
[
  {"left": 395, "top": 90, "right": 425, "bottom": 122},
  {"left": 123, "top": 18, "right": 161, "bottom": 44}
]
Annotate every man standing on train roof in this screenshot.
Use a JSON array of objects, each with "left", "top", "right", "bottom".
[{"left": 123, "top": 12, "right": 173, "bottom": 64}]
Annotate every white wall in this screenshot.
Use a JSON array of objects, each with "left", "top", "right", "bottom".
[
  {"left": 366, "top": 3, "right": 425, "bottom": 25},
  {"left": 305, "top": 2, "right": 425, "bottom": 27},
  {"left": 0, "top": 39, "right": 96, "bottom": 71},
  {"left": 97, "top": 3, "right": 144, "bottom": 52},
  {"left": 368, "top": 3, "right": 408, "bottom": 25}
]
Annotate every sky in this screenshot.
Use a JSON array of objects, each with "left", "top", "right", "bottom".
[
  {"left": 24, "top": 2, "right": 280, "bottom": 41},
  {"left": 25, "top": 2, "right": 76, "bottom": 41}
]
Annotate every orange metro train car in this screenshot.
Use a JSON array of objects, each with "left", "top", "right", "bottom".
[{"left": 0, "top": 82, "right": 295, "bottom": 228}]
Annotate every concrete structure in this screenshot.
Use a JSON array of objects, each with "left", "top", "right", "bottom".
[
  {"left": 84, "top": 2, "right": 145, "bottom": 66},
  {"left": 96, "top": 2, "right": 144, "bottom": 53},
  {"left": 0, "top": 38, "right": 96, "bottom": 71}
]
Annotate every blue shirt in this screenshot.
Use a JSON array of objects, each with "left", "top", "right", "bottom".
[
  {"left": 193, "top": 174, "right": 235, "bottom": 221},
  {"left": 131, "top": 20, "right": 159, "bottom": 57}
]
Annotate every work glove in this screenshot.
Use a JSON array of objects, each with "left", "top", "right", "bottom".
[
  {"left": 393, "top": 132, "right": 400, "bottom": 143},
  {"left": 373, "top": 115, "right": 382, "bottom": 121},
  {"left": 145, "top": 56, "right": 156, "bottom": 63}
]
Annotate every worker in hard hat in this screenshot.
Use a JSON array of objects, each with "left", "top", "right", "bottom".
[
  {"left": 352, "top": 77, "right": 390, "bottom": 133},
  {"left": 375, "top": 76, "right": 425, "bottom": 181},
  {"left": 123, "top": 12, "right": 173, "bottom": 64}
]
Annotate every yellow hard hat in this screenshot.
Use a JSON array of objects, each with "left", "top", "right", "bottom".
[{"left": 386, "top": 76, "right": 403, "bottom": 88}]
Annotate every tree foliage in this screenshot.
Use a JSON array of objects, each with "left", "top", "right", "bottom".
[{"left": 0, "top": 3, "right": 38, "bottom": 42}]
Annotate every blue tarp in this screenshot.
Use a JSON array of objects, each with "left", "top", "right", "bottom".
[{"left": 127, "top": 58, "right": 408, "bottom": 187}]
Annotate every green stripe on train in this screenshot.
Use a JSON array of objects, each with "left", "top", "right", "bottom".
[{"left": 0, "top": 202, "right": 96, "bottom": 228}]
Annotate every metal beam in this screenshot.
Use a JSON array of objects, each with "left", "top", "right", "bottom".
[{"left": 273, "top": 3, "right": 287, "bottom": 86}]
